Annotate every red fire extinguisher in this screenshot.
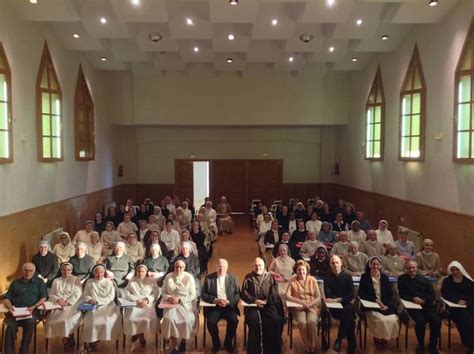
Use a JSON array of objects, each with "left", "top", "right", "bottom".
[{"left": 118, "top": 164, "right": 124, "bottom": 177}]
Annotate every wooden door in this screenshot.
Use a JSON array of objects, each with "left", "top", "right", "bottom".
[
  {"left": 210, "top": 160, "right": 247, "bottom": 212},
  {"left": 174, "top": 160, "right": 194, "bottom": 205},
  {"left": 248, "top": 160, "right": 283, "bottom": 205}
]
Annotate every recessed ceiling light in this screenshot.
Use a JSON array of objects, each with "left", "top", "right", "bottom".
[
  {"left": 428, "top": 0, "right": 438, "bottom": 6},
  {"left": 299, "top": 33, "right": 314, "bottom": 43},
  {"left": 356, "top": 18, "right": 363, "bottom": 26},
  {"left": 352, "top": 57, "right": 358, "bottom": 62},
  {"left": 226, "top": 58, "right": 233, "bottom": 63},
  {"left": 289, "top": 56, "right": 294, "bottom": 63},
  {"left": 229, "top": 0, "right": 238, "bottom": 5},
  {"left": 73, "top": 33, "right": 80, "bottom": 39},
  {"left": 29, "top": 0, "right": 38, "bottom": 3},
  {"left": 381, "top": 34, "right": 389, "bottom": 41},
  {"left": 326, "top": 0, "right": 335, "bottom": 7},
  {"left": 193, "top": 46, "right": 199, "bottom": 52},
  {"left": 329, "top": 46, "right": 335, "bottom": 53},
  {"left": 148, "top": 32, "right": 162, "bottom": 42},
  {"left": 228, "top": 34, "right": 235, "bottom": 41},
  {"left": 100, "top": 57, "right": 108, "bottom": 62},
  {"left": 100, "top": 17, "right": 107, "bottom": 24},
  {"left": 131, "top": 0, "right": 140, "bottom": 5},
  {"left": 271, "top": 18, "right": 278, "bottom": 26},
  {"left": 186, "top": 18, "right": 194, "bottom": 26}
]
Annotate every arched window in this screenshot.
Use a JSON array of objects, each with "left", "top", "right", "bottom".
[
  {"left": 365, "top": 66, "right": 385, "bottom": 160},
  {"left": 0, "top": 42, "right": 12, "bottom": 163},
  {"left": 400, "top": 45, "right": 426, "bottom": 161},
  {"left": 75, "top": 66, "right": 95, "bottom": 160},
  {"left": 36, "top": 42, "right": 62, "bottom": 161},
  {"left": 455, "top": 21, "right": 474, "bottom": 161}
]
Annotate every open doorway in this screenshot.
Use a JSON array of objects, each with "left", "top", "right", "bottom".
[{"left": 193, "top": 161, "right": 209, "bottom": 208}]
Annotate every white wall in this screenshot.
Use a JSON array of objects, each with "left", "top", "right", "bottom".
[
  {"left": 134, "top": 127, "right": 332, "bottom": 184},
  {"left": 335, "top": 0, "right": 474, "bottom": 216},
  {"left": 0, "top": 1, "right": 121, "bottom": 216}
]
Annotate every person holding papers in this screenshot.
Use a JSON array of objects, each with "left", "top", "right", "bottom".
[
  {"left": 1, "top": 262, "right": 47, "bottom": 354},
  {"left": 161, "top": 259, "right": 198, "bottom": 354},
  {"left": 286, "top": 260, "right": 321, "bottom": 354},
  {"left": 358, "top": 257, "right": 399, "bottom": 348},
  {"left": 124, "top": 264, "right": 160, "bottom": 350},
  {"left": 82, "top": 264, "right": 122, "bottom": 352},
  {"left": 104, "top": 241, "right": 135, "bottom": 295},
  {"left": 44, "top": 262, "right": 83, "bottom": 351},
  {"left": 201, "top": 259, "right": 240, "bottom": 353},
  {"left": 323, "top": 255, "right": 357, "bottom": 354},
  {"left": 398, "top": 260, "right": 441, "bottom": 354},
  {"left": 441, "top": 261, "right": 474, "bottom": 353},
  {"left": 143, "top": 243, "right": 170, "bottom": 284},
  {"left": 241, "top": 257, "right": 284, "bottom": 354}
]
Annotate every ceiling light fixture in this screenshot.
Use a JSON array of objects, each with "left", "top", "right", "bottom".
[
  {"left": 299, "top": 33, "right": 314, "bottom": 43},
  {"left": 429, "top": 0, "right": 438, "bottom": 6},
  {"left": 29, "top": 0, "right": 38, "bottom": 3},
  {"left": 352, "top": 57, "right": 358, "bottom": 62},
  {"left": 148, "top": 32, "right": 162, "bottom": 42},
  {"left": 229, "top": 0, "right": 238, "bottom": 5},
  {"left": 131, "top": 0, "right": 140, "bottom": 5},
  {"left": 228, "top": 34, "right": 235, "bottom": 41},
  {"left": 326, "top": 0, "right": 335, "bottom": 7},
  {"left": 193, "top": 46, "right": 199, "bottom": 52},
  {"left": 329, "top": 46, "right": 335, "bottom": 52},
  {"left": 226, "top": 58, "right": 233, "bottom": 63},
  {"left": 100, "top": 57, "right": 108, "bottom": 61},
  {"left": 100, "top": 17, "right": 107, "bottom": 24},
  {"left": 289, "top": 56, "right": 294, "bottom": 63},
  {"left": 356, "top": 18, "right": 363, "bottom": 26},
  {"left": 73, "top": 33, "right": 80, "bottom": 39},
  {"left": 271, "top": 18, "right": 278, "bottom": 26},
  {"left": 186, "top": 18, "right": 194, "bottom": 26},
  {"left": 381, "top": 34, "right": 389, "bottom": 40}
]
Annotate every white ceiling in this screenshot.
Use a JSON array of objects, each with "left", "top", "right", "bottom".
[{"left": 9, "top": 0, "right": 461, "bottom": 77}]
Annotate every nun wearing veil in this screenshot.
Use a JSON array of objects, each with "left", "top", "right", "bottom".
[{"left": 441, "top": 261, "right": 474, "bottom": 353}]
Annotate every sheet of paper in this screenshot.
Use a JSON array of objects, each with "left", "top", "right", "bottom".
[
  {"left": 352, "top": 276, "right": 361, "bottom": 282},
  {"left": 118, "top": 298, "right": 137, "bottom": 308},
  {"left": 200, "top": 300, "right": 216, "bottom": 307},
  {"left": 401, "top": 299, "right": 422, "bottom": 310},
  {"left": 360, "top": 299, "right": 381, "bottom": 309},
  {"left": 240, "top": 300, "right": 257, "bottom": 307},
  {"left": 286, "top": 300, "right": 303, "bottom": 308},
  {"left": 12, "top": 307, "right": 31, "bottom": 317},
  {"left": 41, "top": 301, "right": 62, "bottom": 311},
  {"left": 158, "top": 301, "right": 178, "bottom": 309},
  {"left": 441, "top": 297, "right": 467, "bottom": 309},
  {"left": 325, "top": 301, "right": 343, "bottom": 309}
]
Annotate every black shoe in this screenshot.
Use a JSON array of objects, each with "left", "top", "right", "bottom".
[
  {"left": 416, "top": 344, "right": 425, "bottom": 354},
  {"left": 178, "top": 340, "right": 186, "bottom": 352},
  {"left": 429, "top": 348, "right": 439, "bottom": 354},
  {"left": 131, "top": 335, "right": 138, "bottom": 342},
  {"left": 212, "top": 345, "right": 220, "bottom": 353},
  {"left": 224, "top": 343, "right": 235, "bottom": 352},
  {"left": 333, "top": 339, "right": 341, "bottom": 352}
]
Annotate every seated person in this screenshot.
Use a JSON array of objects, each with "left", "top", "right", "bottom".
[
  {"left": 104, "top": 241, "right": 134, "bottom": 294},
  {"left": 82, "top": 264, "right": 122, "bottom": 352},
  {"left": 124, "top": 264, "right": 160, "bottom": 350},
  {"left": 72, "top": 220, "right": 95, "bottom": 245},
  {"left": 260, "top": 220, "right": 280, "bottom": 265},
  {"left": 94, "top": 212, "right": 106, "bottom": 235},
  {"left": 101, "top": 221, "right": 122, "bottom": 257},
  {"left": 125, "top": 232, "right": 145, "bottom": 262},
  {"left": 291, "top": 220, "right": 308, "bottom": 251},
  {"left": 144, "top": 230, "right": 167, "bottom": 259},
  {"left": 319, "top": 203, "right": 333, "bottom": 223},
  {"left": 172, "top": 242, "right": 200, "bottom": 280},
  {"left": 294, "top": 202, "right": 307, "bottom": 221},
  {"left": 344, "top": 241, "right": 369, "bottom": 276},
  {"left": 356, "top": 211, "right": 371, "bottom": 232},
  {"left": 176, "top": 207, "right": 191, "bottom": 232},
  {"left": 324, "top": 255, "right": 357, "bottom": 354},
  {"left": 160, "top": 220, "right": 181, "bottom": 259},
  {"left": 104, "top": 206, "right": 122, "bottom": 228},
  {"left": 415, "top": 239, "right": 442, "bottom": 277},
  {"left": 305, "top": 212, "right": 322, "bottom": 234},
  {"left": 360, "top": 230, "right": 385, "bottom": 257},
  {"left": 53, "top": 232, "right": 75, "bottom": 264},
  {"left": 147, "top": 215, "right": 161, "bottom": 233},
  {"left": 395, "top": 230, "right": 416, "bottom": 261},
  {"left": 375, "top": 220, "right": 394, "bottom": 247},
  {"left": 190, "top": 220, "right": 210, "bottom": 276},
  {"left": 286, "top": 260, "right": 321, "bottom": 354},
  {"left": 288, "top": 213, "right": 297, "bottom": 235},
  {"left": 398, "top": 261, "right": 441, "bottom": 354},
  {"left": 318, "top": 222, "right": 336, "bottom": 246},
  {"left": 32, "top": 240, "right": 58, "bottom": 287},
  {"left": 201, "top": 259, "right": 240, "bottom": 352},
  {"left": 136, "top": 220, "right": 152, "bottom": 243},
  {"left": 117, "top": 213, "right": 138, "bottom": 239},
  {"left": 332, "top": 212, "right": 348, "bottom": 233},
  {"left": 441, "top": 261, "right": 474, "bottom": 353},
  {"left": 87, "top": 231, "right": 103, "bottom": 263},
  {"left": 309, "top": 246, "right": 331, "bottom": 278},
  {"left": 342, "top": 206, "right": 356, "bottom": 226},
  {"left": 277, "top": 205, "right": 290, "bottom": 232},
  {"left": 258, "top": 213, "right": 273, "bottom": 238},
  {"left": 45, "top": 262, "right": 83, "bottom": 351},
  {"left": 268, "top": 244, "right": 295, "bottom": 299},
  {"left": 382, "top": 242, "right": 406, "bottom": 277},
  {"left": 143, "top": 243, "right": 170, "bottom": 283},
  {"left": 216, "top": 196, "right": 233, "bottom": 235},
  {"left": 161, "top": 260, "right": 198, "bottom": 354},
  {"left": 241, "top": 257, "right": 284, "bottom": 354},
  {"left": 300, "top": 230, "right": 324, "bottom": 259},
  {"left": 69, "top": 242, "right": 95, "bottom": 282},
  {"left": 174, "top": 230, "right": 198, "bottom": 256},
  {"left": 1, "top": 263, "right": 47, "bottom": 354},
  {"left": 359, "top": 257, "right": 399, "bottom": 348},
  {"left": 167, "top": 213, "right": 182, "bottom": 234},
  {"left": 273, "top": 231, "right": 297, "bottom": 259},
  {"left": 348, "top": 221, "right": 366, "bottom": 245},
  {"left": 331, "top": 231, "right": 350, "bottom": 257}
]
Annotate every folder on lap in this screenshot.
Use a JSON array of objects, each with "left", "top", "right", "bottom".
[
  {"left": 359, "top": 299, "right": 381, "bottom": 309},
  {"left": 401, "top": 299, "right": 422, "bottom": 310}
]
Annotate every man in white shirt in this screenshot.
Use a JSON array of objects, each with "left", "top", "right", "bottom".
[
  {"left": 160, "top": 220, "right": 180, "bottom": 258},
  {"left": 201, "top": 259, "right": 240, "bottom": 353},
  {"left": 117, "top": 213, "right": 138, "bottom": 238},
  {"left": 306, "top": 212, "right": 322, "bottom": 233}
]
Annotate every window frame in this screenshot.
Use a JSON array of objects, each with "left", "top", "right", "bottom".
[
  {"left": 454, "top": 20, "right": 474, "bottom": 163},
  {"left": 365, "top": 66, "right": 385, "bottom": 161},
  {"left": 36, "top": 41, "right": 63, "bottom": 162},
  {"left": 74, "top": 65, "right": 95, "bottom": 161},
  {"left": 0, "top": 42, "right": 13, "bottom": 163},
  {"left": 399, "top": 44, "right": 426, "bottom": 162}
]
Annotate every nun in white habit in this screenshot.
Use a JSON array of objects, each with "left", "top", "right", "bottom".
[
  {"left": 82, "top": 264, "right": 122, "bottom": 352},
  {"left": 45, "top": 262, "right": 83, "bottom": 351},
  {"left": 161, "top": 259, "right": 198, "bottom": 352},
  {"left": 124, "top": 264, "right": 160, "bottom": 349}
]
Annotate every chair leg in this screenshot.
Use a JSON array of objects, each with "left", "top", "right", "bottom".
[
  {"left": 203, "top": 317, "right": 206, "bottom": 348},
  {"left": 45, "top": 338, "right": 48, "bottom": 350},
  {"left": 33, "top": 323, "right": 37, "bottom": 354},
  {"left": 289, "top": 315, "right": 293, "bottom": 349},
  {"left": 405, "top": 322, "right": 408, "bottom": 349},
  {"left": 123, "top": 334, "right": 126, "bottom": 349},
  {"left": 448, "top": 318, "right": 451, "bottom": 349},
  {"left": 155, "top": 334, "right": 158, "bottom": 348}
]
